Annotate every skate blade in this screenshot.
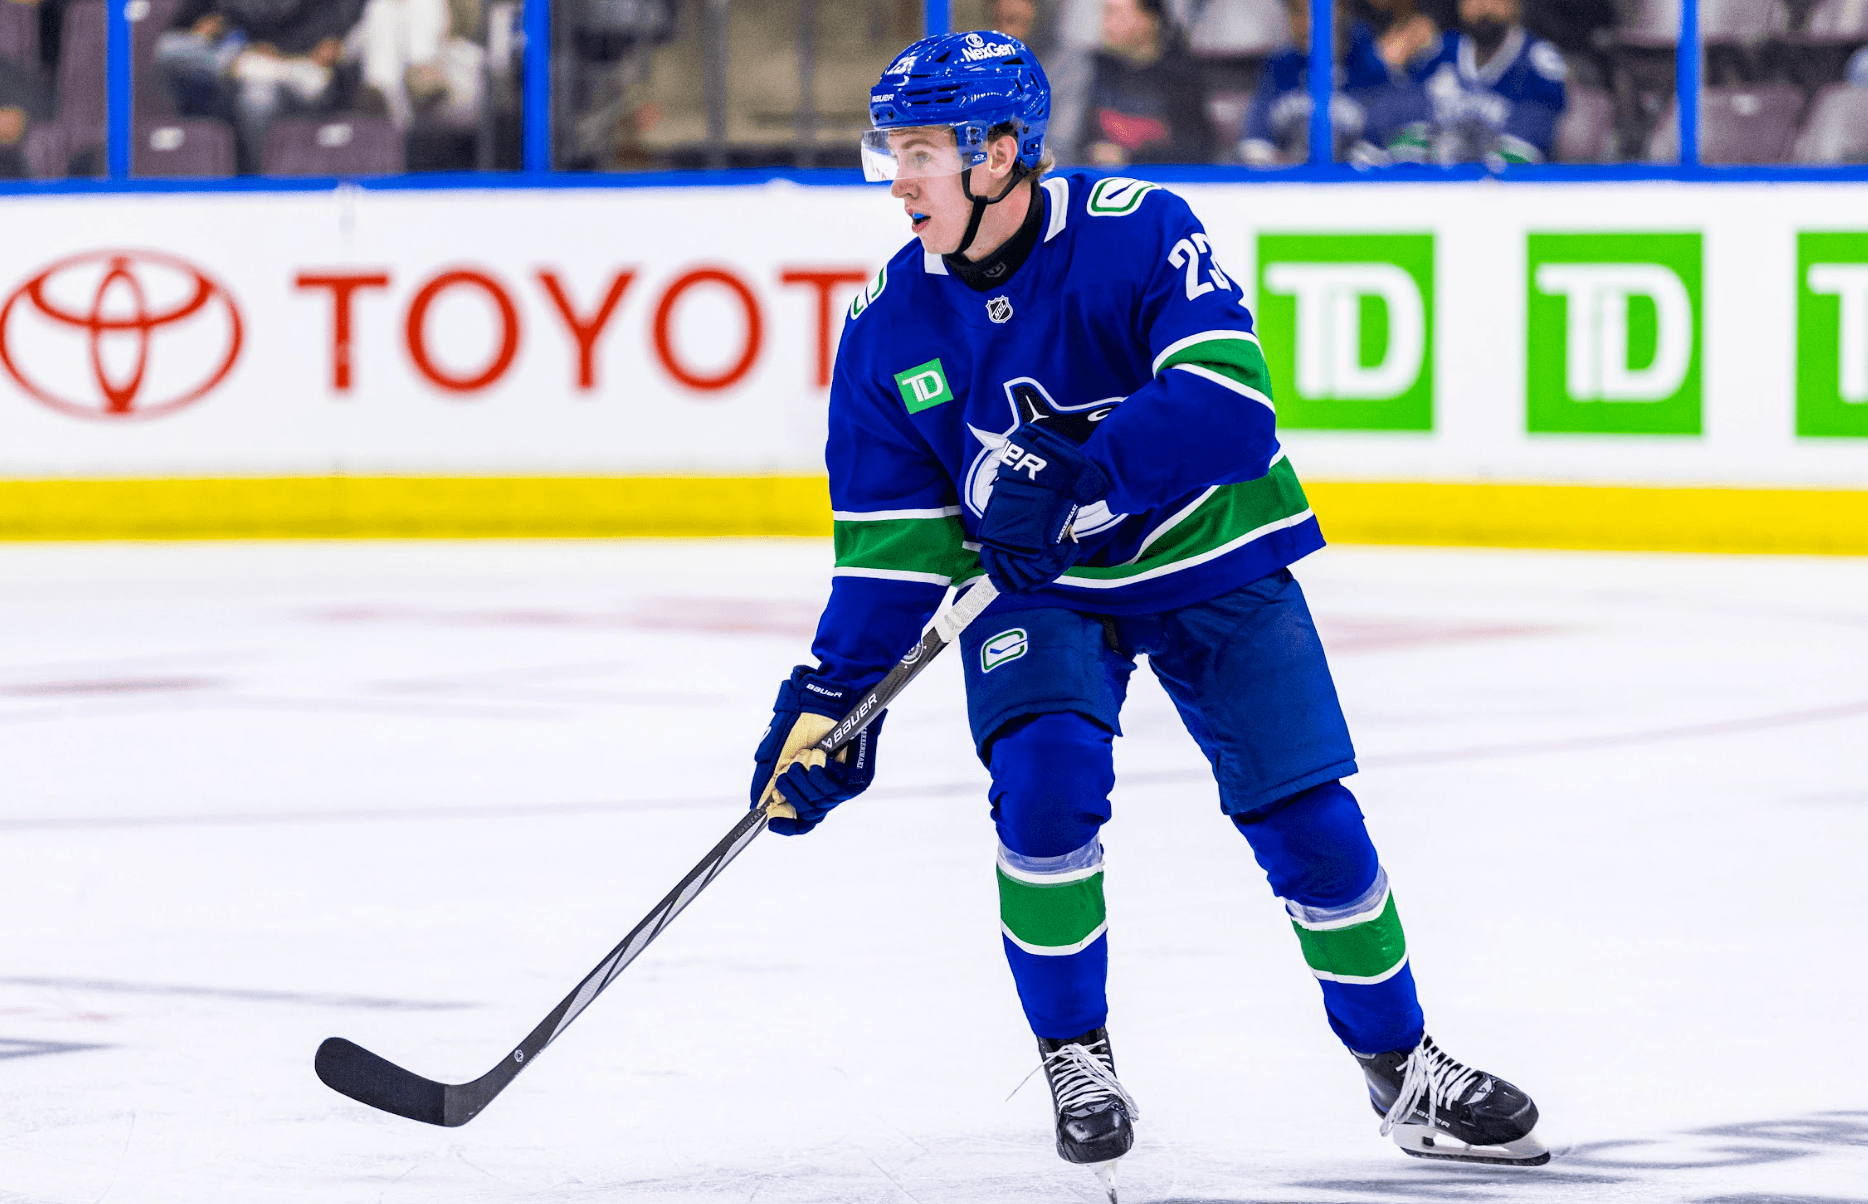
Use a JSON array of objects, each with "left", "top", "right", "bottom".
[
  {"left": 1088, "top": 1159, "right": 1119, "bottom": 1203},
  {"left": 1389, "top": 1123, "right": 1550, "bottom": 1166}
]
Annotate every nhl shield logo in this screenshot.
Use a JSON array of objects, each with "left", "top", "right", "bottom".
[{"left": 986, "top": 295, "right": 1014, "bottom": 324}]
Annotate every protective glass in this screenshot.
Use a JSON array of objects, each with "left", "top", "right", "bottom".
[{"left": 860, "top": 128, "right": 971, "bottom": 182}]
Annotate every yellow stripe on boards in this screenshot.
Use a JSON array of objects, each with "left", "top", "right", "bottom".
[
  {"left": 1304, "top": 482, "right": 1868, "bottom": 557},
  {"left": 0, "top": 476, "right": 1863, "bottom": 553},
  {"left": 0, "top": 476, "right": 832, "bottom": 540}
]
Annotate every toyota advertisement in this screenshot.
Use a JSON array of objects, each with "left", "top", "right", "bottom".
[{"left": 0, "top": 182, "right": 1864, "bottom": 494}]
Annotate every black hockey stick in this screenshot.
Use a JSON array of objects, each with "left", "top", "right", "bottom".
[{"left": 314, "top": 576, "right": 1001, "bottom": 1126}]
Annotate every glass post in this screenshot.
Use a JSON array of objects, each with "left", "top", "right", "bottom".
[
  {"left": 107, "top": 0, "right": 132, "bottom": 178},
  {"left": 1307, "top": 0, "right": 1332, "bottom": 166},
  {"left": 524, "top": 0, "right": 552, "bottom": 172},
  {"left": 925, "top": 0, "right": 950, "bottom": 37},
  {"left": 1677, "top": 0, "right": 1699, "bottom": 166}
]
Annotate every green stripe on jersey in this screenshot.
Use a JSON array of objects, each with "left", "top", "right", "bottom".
[
  {"left": 1290, "top": 890, "right": 1408, "bottom": 983},
  {"left": 1158, "top": 333, "right": 1274, "bottom": 402},
  {"left": 833, "top": 513, "right": 976, "bottom": 583},
  {"left": 998, "top": 865, "right": 1107, "bottom": 954},
  {"left": 1058, "top": 456, "right": 1312, "bottom": 587}
]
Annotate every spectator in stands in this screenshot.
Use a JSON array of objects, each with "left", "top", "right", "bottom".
[
  {"left": 1358, "top": 0, "right": 1443, "bottom": 70},
  {"left": 0, "top": 51, "right": 50, "bottom": 178},
  {"left": 155, "top": 0, "right": 370, "bottom": 172},
  {"left": 1078, "top": 0, "right": 1213, "bottom": 165},
  {"left": 1398, "top": 0, "right": 1567, "bottom": 165},
  {"left": 347, "top": 0, "right": 484, "bottom": 130},
  {"left": 1239, "top": 0, "right": 1406, "bottom": 164},
  {"left": 1850, "top": 45, "right": 1868, "bottom": 87},
  {"left": 991, "top": 0, "right": 1050, "bottom": 51}
]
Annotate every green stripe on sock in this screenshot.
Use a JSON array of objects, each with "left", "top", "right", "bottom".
[
  {"left": 1290, "top": 891, "right": 1408, "bottom": 982},
  {"left": 998, "top": 866, "right": 1106, "bottom": 952},
  {"left": 833, "top": 514, "right": 976, "bottom": 582}
]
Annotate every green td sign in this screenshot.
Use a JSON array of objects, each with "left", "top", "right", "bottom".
[
  {"left": 1797, "top": 231, "right": 1868, "bottom": 439},
  {"left": 1256, "top": 233, "right": 1434, "bottom": 431},
  {"left": 1526, "top": 233, "right": 1703, "bottom": 435}
]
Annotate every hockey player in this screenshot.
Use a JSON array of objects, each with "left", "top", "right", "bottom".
[{"left": 749, "top": 29, "right": 1547, "bottom": 1195}]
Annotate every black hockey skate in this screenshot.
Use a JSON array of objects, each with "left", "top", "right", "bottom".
[
  {"left": 1354, "top": 1035, "right": 1548, "bottom": 1165},
  {"left": 1037, "top": 1028, "right": 1138, "bottom": 1201}
]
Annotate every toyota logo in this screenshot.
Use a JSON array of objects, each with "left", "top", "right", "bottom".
[{"left": 0, "top": 250, "right": 243, "bottom": 421}]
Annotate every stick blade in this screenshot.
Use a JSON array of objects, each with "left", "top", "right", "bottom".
[{"left": 316, "top": 1037, "right": 459, "bottom": 1127}]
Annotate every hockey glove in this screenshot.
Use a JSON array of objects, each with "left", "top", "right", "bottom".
[
  {"left": 978, "top": 422, "right": 1112, "bottom": 594},
  {"left": 749, "top": 665, "right": 884, "bottom": 836}
]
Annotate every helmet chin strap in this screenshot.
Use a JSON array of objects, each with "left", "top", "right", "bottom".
[{"left": 954, "top": 161, "right": 1032, "bottom": 258}]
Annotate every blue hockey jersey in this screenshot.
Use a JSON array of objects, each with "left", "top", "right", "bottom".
[
  {"left": 811, "top": 172, "right": 1323, "bottom": 692},
  {"left": 1406, "top": 26, "right": 1567, "bottom": 163}
]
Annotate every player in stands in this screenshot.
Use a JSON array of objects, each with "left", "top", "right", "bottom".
[
  {"left": 1398, "top": 0, "right": 1568, "bottom": 165},
  {"left": 748, "top": 29, "right": 1547, "bottom": 1198}
]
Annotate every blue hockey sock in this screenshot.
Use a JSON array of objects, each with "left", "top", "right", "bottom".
[
  {"left": 998, "top": 840, "right": 1110, "bottom": 1038},
  {"left": 1233, "top": 781, "right": 1425, "bottom": 1055},
  {"left": 988, "top": 711, "right": 1116, "bottom": 1038}
]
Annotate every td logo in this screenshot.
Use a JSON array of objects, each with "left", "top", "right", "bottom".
[
  {"left": 1796, "top": 231, "right": 1868, "bottom": 439},
  {"left": 1257, "top": 234, "right": 1434, "bottom": 431},
  {"left": 894, "top": 357, "right": 953, "bottom": 413},
  {"left": 1527, "top": 233, "right": 1702, "bottom": 434}
]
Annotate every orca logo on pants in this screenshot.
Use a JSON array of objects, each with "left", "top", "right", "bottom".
[
  {"left": 981, "top": 627, "right": 1028, "bottom": 673},
  {"left": 1527, "top": 233, "right": 1702, "bottom": 435}
]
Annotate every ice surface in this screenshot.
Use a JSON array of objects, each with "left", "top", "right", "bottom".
[{"left": 0, "top": 539, "right": 1864, "bottom": 1204}]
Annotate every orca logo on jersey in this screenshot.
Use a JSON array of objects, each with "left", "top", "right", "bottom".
[
  {"left": 986, "top": 296, "right": 1013, "bottom": 324},
  {"left": 963, "top": 377, "right": 1127, "bottom": 533}
]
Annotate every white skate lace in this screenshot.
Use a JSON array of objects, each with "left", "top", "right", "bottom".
[
  {"left": 1379, "top": 1038, "right": 1482, "bottom": 1137},
  {"left": 1009, "top": 1039, "right": 1140, "bottom": 1119}
]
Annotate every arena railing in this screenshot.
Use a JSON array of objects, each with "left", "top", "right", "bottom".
[{"left": 7, "top": 0, "right": 1868, "bottom": 194}]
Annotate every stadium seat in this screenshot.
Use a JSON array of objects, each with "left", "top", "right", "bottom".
[
  {"left": 1647, "top": 84, "right": 1807, "bottom": 162},
  {"left": 1184, "top": 0, "right": 1288, "bottom": 57},
  {"left": 0, "top": 0, "right": 37, "bottom": 68},
  {"left": 1556, "top": 84, "right": 1616, "bottom": 162},
  {"left": 1183, "top": 0, "right": 1287, "bottom": 159},
  {"left": 133, "top": 117, "right": 235, "bottom": 177},
  {"left": 24, "top": 0, "right": 109, "bottom": 176},
  {"left": 1619, "top": 0, "right": 1680, "bottom": 48},
  {"left": 131, "top": 0, "right": 184, "bottom": 117},
  {"left": 261, "top": 115, "right": 404, "bottom": 176},
  {"left": 1803, "top": 0, "right": 1868, "bottom": 41},
  {"left": 1701, "top": 0, "right": 1786, "bottom": 42},
  {"left": 1791, "top": 81, "right": 1868, "bottom": 161},
  {"left": 21, "top": 121, "right": 67, "bottom": 177}
]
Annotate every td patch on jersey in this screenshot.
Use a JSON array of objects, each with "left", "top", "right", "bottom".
[
  {"left": 982, "top": 627, "right": 1029, "bottom": 672},
  {"left": 895, "top": 358, "right": 954, "bottom": 413}
]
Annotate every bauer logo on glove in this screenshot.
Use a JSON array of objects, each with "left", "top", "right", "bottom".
[{"left": 978, "top": 422, "right": 1112, "bottom": 594}]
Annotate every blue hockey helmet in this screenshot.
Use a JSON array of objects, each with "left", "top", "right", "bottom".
[{"left": 862, "top": 30, "right": 1050, "bottom": 183}]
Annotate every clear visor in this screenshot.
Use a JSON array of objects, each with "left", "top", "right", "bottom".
[{"left": 861, "top": 128, "right": 970, "bottom": 182}]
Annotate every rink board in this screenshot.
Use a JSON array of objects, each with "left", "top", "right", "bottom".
[{"left": 0, "top": 180, "right": 1864, "bottom": 548}]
